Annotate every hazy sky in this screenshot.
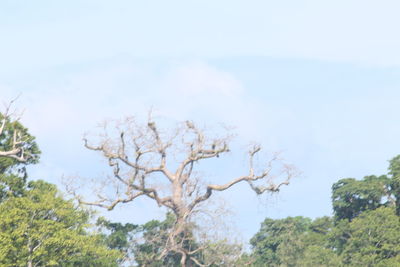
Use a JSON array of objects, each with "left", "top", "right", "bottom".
[{"left": 2, "top": 1, "right": 400, "bottom": 243}]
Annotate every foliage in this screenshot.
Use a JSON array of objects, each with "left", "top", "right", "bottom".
[
  {"left": 388, "top": 155, "right": 400, "bottom": 215},
  {"left": 0, "top": 111, "right": 122, "bottom": 266},
  {"left": 298, "top": 245, "right": 342, "bottom": 267},
  {"left": 0, "top": 180, "right": 122, "bottom": 266},
  {"left": 198, "top": 239, "right": 243, "bottom": 267},
  {"left": 250, "top": 216, "right": 338, "bottom": 267},
  {"left": 0, "top": 112, "right": 41, "bottom": 202},
  {"left": 98, "top": 212, "right": 243, "bottom": 267},
  {"left": 341, "top": 207, "right": 400, "bottom": 266},
  {"left": 97, "top": 217, "right": 138, "bottom": 264},
  {"left": 331, "top": 175, "right": 388, "bottom": 221},
  {"left": 0, "top": 171, "right": 28, "bottom": 201},
  {"left": 249, "top": 155, "right": 400, "bottom": 267},
  {"left": 5, "top": 105, "right": 400, "bottom": 267},
  {"left": 0, "top": 112, "right": 40, "bottom": 171},
  {"left": 132, "top": 213, "right": 200, "bottom": 267},
  {"left": 250, "top": 216, "right": 312, "bottom": 266}
]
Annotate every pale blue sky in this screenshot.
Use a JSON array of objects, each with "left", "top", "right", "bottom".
[{"left": 2, "top": 1, "right": 400, "bottom": 243}]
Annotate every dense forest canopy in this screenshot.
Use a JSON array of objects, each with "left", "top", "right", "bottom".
[
  {"left": 2, "top": 1, "right": 400, "bottom": 266},
  {"left": 247, "top": 157, "right": 400, "bottom": 267},
  {"left": 0, "top": 109, "right": 122, "bottom": 266},
  {"left": 68, "top": 115, "right": 294, "bottom": 266},
  {"left": 1, "top": 106, "right": 400, "bottom": 266}
]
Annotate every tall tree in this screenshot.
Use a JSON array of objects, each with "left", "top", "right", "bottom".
[
  {"left": 249, "top": 155, "right": 400, "bottom": 267},
  {"left": 70, "top": 116, "right": 295, "bottom": 266},
  {"left": 0, "top": 180, "right": 121, "bottom": 267},
  {"left": 388, "top": 155, "right": 400, "bottom": 215},
  {"left": 0, "top": 101, "right": 40, "bottom": 201},
  {"left": 331, "top": 175, "right": 388, "bottom": 221},
  {"left": 0, "top": 102, "right": 122, "bottom": 266},
  {"left": 132, "top": 213, "right": 195, "bottom": 266},
  {"left": 99, "top": 213, "right": 242, "bottom": 267},
  {"left": 96, "top": 217, "right": 138, "bottom": 265},
  {"left": 250, "top": 216, "right": 311, "bottom": 266},
  {"left": 340, "top": 207, "right": 400, "bottom": 267},
  {"left": 0, "top": 100, "right": 40, "bottom": 165}
]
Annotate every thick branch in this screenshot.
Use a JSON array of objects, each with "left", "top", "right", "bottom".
[
  {"left": 0, "top": 99, "right": 30, "bottom": 162},
  {"left": 189, "top": 147, "right": 292, "bottom": 212},
  {"left": 75, "top": 116, "right": 294, "bottom": 267}
]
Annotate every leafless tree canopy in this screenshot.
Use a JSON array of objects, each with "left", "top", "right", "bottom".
[{"left": 71, "top": 115, "right": 295, "bottom": 266}]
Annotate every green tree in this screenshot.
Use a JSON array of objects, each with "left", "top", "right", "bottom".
[
  {"left": 249, "top": 155, "right": 400, "bottom": 267},
  {"left": 328, "top": 218, "right": 351, "bottom": 255},
  {"left": 133, "top": 213, "right": 199, "bottom": 267},
  {"left": 0, "top": 106, "right": 40, "bottom": 167},
  {"left": 130, "top": 213, "right": 242, "bottom": 267},
  {"left": 0, "top": 180, "right": 121, "bottom": 266},
  {"left": 0, "top": 105, "right": 123, "bottom": 266},
  {"left": 250, "top": 216, "right": 311, "bottom": 266},
  {"left": 341, "top": 207, "right": 400, "bottom": 266},
  {"left": 96, "top": 217, "right": 138, "bottom": 265},
  {"left": 250, "top": 216, "right": 345, "bottom": 267},
  {"left": 298, "top": 245, "right": 342, "bottom": 267},
  {"left": 331, "top": 175, "right": 388, "bottom": 221},
  {"left": 0, "top": 107, "right": 40, "bottom": 202},
  {"left": 296, "top": 217, "right": 341, "bottom": 266},
  {"left": 388, "top": 155, "right": 400, "bottom": 215}
]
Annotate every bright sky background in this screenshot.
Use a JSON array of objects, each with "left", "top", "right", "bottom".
[{"left": 2, "top": 0, "right": 400, "bottom": 244}]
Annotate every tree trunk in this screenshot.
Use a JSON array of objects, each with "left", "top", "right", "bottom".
[
  {"left": 27, "top": 237, "right": 33, "bottom": 267},
  {"left": 180, "top": 252, "right": 187, "bottom": 267}
]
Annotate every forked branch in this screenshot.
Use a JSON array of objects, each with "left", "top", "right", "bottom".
[
  {"left": 73, "top": 116, "right": 295, "bottom": 267},
  {"left": 0, "top": 98, "right": 34, "bottom": 163}
]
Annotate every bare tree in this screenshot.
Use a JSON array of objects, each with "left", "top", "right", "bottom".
[
  {"left": 71, "top": 115, "right": 295, "bottom": 266},
  {"left": 0, "top": 99, "right": 38, "bottom": 163}
]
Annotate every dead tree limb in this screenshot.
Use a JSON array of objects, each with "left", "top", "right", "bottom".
[
  {"left": 0, "top": 98, "right": 37, "bottom": 163},
  {"left": 72, "top": 116, "right": 296, "bottom": 266}
]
